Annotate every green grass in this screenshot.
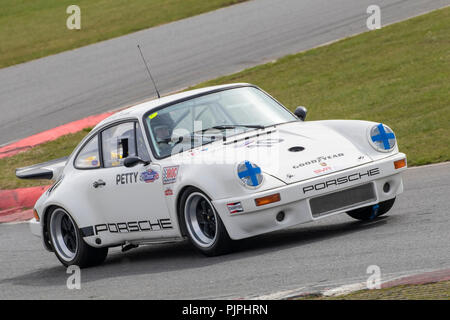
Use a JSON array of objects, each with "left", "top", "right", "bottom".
[
  {"left": 1, "top": 7, "right": 449, "bottom": 190},
  {"left": 299, "top": 280, "right": 450, "bottom": 300},
  {"left": 0, "top": 0, "right": 246, "bottom": 69},
  {"left": 0, "top": 129, "right": 90, "bottom": 189},
  {"left": 193, "top": 7, "right": 450, "bottom": 166}
]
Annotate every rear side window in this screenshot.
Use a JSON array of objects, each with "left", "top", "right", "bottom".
[
  {"left": 74, "top": 135, "right": 100, "bottom": 169},
  {"left": 102, "top": 122, "right": 137, "bottom": 168}
]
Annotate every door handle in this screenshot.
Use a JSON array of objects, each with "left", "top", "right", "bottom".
[{"left": 93, "top": 179, "right": 106, "bottom": 188}]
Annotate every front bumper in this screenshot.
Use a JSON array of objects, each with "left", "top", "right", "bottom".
[{"left": 213, "top": 153, "right": 407, "bottom": 240}]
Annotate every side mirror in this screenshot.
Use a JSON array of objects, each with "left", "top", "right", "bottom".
[
  {"left": 294, "top": 106, "right": 307, "bottom": 121},
  {"left": 124, "top": 156, "right": 150, "bottom": 168}
]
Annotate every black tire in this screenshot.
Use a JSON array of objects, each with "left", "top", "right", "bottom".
[
  {"left": 179, "top": 187, "right": 233, "bottom": 256},
  {"left": 346, "top": 198, "right": 396, "bottom": 221},
  {"left": 47, "top": 207, "right": 108, "bottom": 268}
]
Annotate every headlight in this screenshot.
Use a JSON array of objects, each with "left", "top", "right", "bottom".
[
  {"left": 369, "top": 123, "right": 396, "bottom": 152},
  {"left": 237, "top": 161, "right": 263, "bottom": 188}
]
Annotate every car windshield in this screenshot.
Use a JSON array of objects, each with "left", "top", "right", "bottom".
[{"left": 144, "top": 86, "right": 297, "bottom": 158}]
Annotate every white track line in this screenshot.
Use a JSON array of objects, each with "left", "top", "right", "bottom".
[{"left": 249, "top": 266, "right": 450, "bottom": 300}]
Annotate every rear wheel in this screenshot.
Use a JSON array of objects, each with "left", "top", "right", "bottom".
[
  {"left": 346, "top": 198, "right": 396, "bottom": 221},
  {"left": 47, "top": 207, "right": 108, "bottom": 268},
  {"left": 180, "top": 187, "right": 232, "bottom": 256}
]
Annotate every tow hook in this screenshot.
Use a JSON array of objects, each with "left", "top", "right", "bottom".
[
  {"left": 122, "top": 243, "right": 139, "bottom": 252},
  {"left": 370, "top": 204, "right": 380, "bottom": 220}
]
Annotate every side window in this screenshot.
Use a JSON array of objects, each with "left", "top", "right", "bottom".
[
  {"left": 136, "top": 122, "right": 150, "bottom": 162},
  {"left": 102, "top": 122, "right": 137, "bottom": 168},
  {"left": 74, "top": 135, "right": 101, "bottom": 169}
]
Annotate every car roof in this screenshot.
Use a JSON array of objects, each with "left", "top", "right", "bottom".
[{"left": 95, "top": 83, "right": 252, "bottom": 128}]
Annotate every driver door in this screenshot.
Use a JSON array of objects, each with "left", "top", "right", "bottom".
[{"left": 85, "top": 121, "right": 174, "bottom": 239}]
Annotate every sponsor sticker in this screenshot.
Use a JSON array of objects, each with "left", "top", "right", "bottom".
[
  {"left": 314, "top": 166, "right": 333, "bottom": 174},
  {"left": 148, "top": 112, "right": 158, "bottom": 119},
  {"left": 140, "top": 169, "right": 159, "bottom": 183},
  {"left": 163, "top": 166, "right": 179, "bottom": 184},
  {"left": 164, "top": 188, "right": 174, "bottom": 196},
  {"left": 293, "top": 153, "right": 344, "bottom": 169},
  {"left": 247, "top": 138, "right": 284, "bottom": 148},
  {"left": 227, "top": 202, "right": 244, "bottom": 214},
  {"left": 234, "top": 139, "right": 255, "bottom": 148},
  {"left": 234, "top": 138, "right": 284, "bottom": 148}
]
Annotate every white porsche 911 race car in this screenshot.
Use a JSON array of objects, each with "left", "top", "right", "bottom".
[{"left": 17, "top": 83, "right": 407, "bottom": 267}]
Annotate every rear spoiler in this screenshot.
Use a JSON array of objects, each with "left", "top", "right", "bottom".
[{"left": 16, "top": 157, "right": 68, "bottom": 180}]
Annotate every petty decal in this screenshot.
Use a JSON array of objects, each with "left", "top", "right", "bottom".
[
  {"left": 303, "top": 168, "right": 380, "bottom": 193},
  {"left": 164, "top": 188, "right": 174, "bottom": 196},
  {"left": 140, "top": 169, "right": 159, "bottom": 183},
  {"left": 116, "top": 172, "right": 139, "bottom": 185},
  {"left": 293, "top": 153, "right": 344, "bottom": 169},
  {"left": 163, "top": 166, "right": 179, "bottom": 184}
]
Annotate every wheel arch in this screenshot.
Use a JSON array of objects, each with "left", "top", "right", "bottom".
[
  {"left": 41, "top": 203, "right": 82, "bottom": 252},
  {"left": 42, "top": 205, "right": 58, "bottom": 251},
  {"left": 175, "top": 184, "right": 216, "bottom": 237}
]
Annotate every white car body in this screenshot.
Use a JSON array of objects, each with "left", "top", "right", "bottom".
[{"left": 23, "top": 83, "right": 406, "bottom": 255}]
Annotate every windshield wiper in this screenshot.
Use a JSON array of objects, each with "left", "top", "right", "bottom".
[{"left": 201, "top": 124, "right": 264, "bottom": 132}]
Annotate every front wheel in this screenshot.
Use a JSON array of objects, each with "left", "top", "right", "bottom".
[
  {"left": 346, "top": 198, "right": 396, "bottom": 221},
  {"left": 47, "top": 207, "right": 108, "bottom": 268},
  {"left": 180, "top": 187, "right": 232, "bottom": 256}
]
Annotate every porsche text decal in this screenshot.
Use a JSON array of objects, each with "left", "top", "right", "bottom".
[
  {"left": 303, "top": 168, "right": 380, "bottom": 193},
  {"left": 94, "top": 218, "right": 173, "bottom": 235}
]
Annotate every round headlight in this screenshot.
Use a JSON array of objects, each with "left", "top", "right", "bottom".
[
  {"left": 237, "top": 161, "right": 263, "bottom": 188},
  {"left": 369, "top": 123, "right": 396, "bottom": 152}
]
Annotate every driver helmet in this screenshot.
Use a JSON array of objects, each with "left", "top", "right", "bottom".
[{"left": 150, "top": 112, "right": 175, "bottom": 144}]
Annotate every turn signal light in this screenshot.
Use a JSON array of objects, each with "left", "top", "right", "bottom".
[
  {"left": 394, "top": 158, "right": 407, "bottom": 169},
  {"left": 33, "top": 209, "right": 40, "bottom": 221},
  {"left": 255, "top": 193, "right": 281, "bottom": 206}
]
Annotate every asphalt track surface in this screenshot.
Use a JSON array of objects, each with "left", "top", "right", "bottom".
[
  {"left": 0, "top": 163, "right": 449, "bottom": 299},
  {"left": 1, "top": 0, "right": 449, "bottom": 145}
]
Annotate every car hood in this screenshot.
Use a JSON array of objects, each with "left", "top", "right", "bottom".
[{"left": 185, "top": 121, "right": 373, "bottom": 184}]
